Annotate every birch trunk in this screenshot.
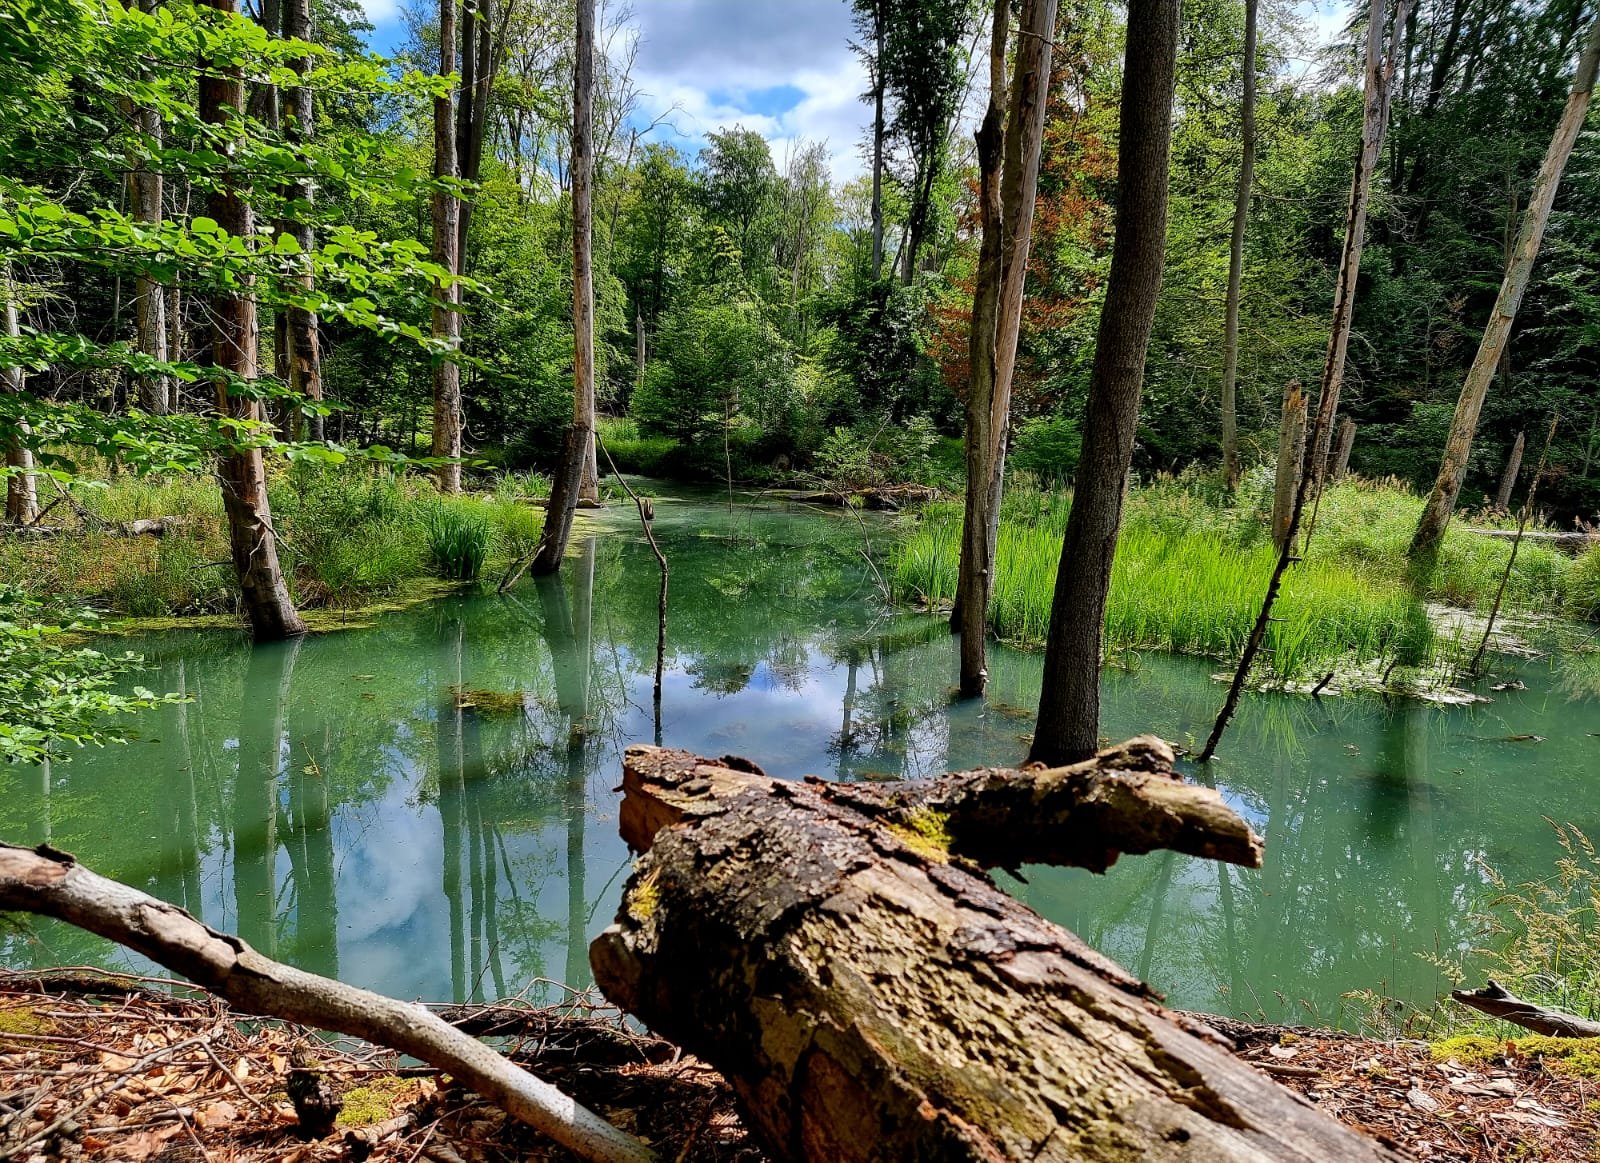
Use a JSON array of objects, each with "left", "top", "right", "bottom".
[{"left": 1410, "top": 18, "right": 1600, "bottom": 558}]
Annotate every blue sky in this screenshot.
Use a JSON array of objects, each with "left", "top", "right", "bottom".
[{"left": 356, "top": 0, "right": 1349, "bottom": 184}]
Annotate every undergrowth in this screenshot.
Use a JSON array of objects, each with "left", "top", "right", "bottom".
[{"left": 0, "top": 464, "right": 551, "bottom": 616}]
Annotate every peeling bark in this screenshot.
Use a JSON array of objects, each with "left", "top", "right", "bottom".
[{"left": 592, "top": 740, "right": 1399, "bottom": 1162}]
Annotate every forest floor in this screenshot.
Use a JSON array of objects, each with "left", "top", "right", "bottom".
[{"left": 3, "top": 972, "right": 1597, "bottom": 1162}]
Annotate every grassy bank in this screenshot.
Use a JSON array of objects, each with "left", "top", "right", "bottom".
[
  {"left": 892, "top": 472, "right": 1599, "bottom": 684},
  {"left": 0, "top": 466, "right": 553, "bottom": 618}
]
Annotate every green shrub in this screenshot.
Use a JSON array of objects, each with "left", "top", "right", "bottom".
[
  {"left": 1009, "top": 416, "right": 1082, "bottom": 483},
  {"left": 596, "top": 416, "right": 678, "bottom": 476},
  {"left": 426, "top": 501, "right": 491, "bottom": 580}
]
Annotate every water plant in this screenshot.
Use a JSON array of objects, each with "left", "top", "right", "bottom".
[{"left": 425, "top": 501, "right": 492, "bottom": 581}]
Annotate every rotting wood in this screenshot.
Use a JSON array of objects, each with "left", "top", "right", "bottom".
[
  {"left": 0, "top": 842, "right": 654, "bottom": 1163},
  {"left": 591, "top": 740, "right": 1402, "bottom": 1162},
  {"left": 1451, "top": 980, "right": 1600, "bottom": 1038}
]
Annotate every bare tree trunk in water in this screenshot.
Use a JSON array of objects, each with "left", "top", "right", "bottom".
[
  {"left": 953, "top": 2, "right": 1007, "bottom": 693},
  {"left": 525, "top": 0, "right": 595, "bottom": 577},
  {"left": 199, "top": 0, "right": 305, "bottom": 642},
  {"left": 3, "top": 265, "right": 39, "bottom": 525},
  {"left": 1271, "top": 381, "right": 1306, "bottom": 551},
  {"left": 283, "top": 0, "right": 323, "bottom": 442},
  {"left": 1028, "top": 0, "right": 1177, "bottom": 765},
  {"left": 1220, "top": 0, "right": 1258, "bottom": 490},
  {"left": 1495, "top": 430, "right": 1525, "bottom": 512},
  {"left": 1410, "top": 18, "right": 1600, "bottom": 561},
  {"left": 432, "top": 0, "right": 463, "bottom": 494},
  {"left": 955, "top": 0, "right": 1056, "bottom": 698},
  {"left": 1306, "top": 0, "right": 1413, "bottom": 504}
]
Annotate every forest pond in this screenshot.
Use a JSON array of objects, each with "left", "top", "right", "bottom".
[{"left": 5, "top": 491, "right": 1598, "bottom": 1027}]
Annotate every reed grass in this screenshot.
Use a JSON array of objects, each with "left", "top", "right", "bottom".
[{"left": 891, "top": 474, "right": 1582, "bottom": 683}]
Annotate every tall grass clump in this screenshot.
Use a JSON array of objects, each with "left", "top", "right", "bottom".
[
  {"left": 425, "top": 500, "right": 492, "bottom": 580},
  {"left": 892, "top": 477, "right": 1442, "bottom": 682},
  {"left": 1568, "top": 547, "right": 1600, "bottom": 620},
  {"left": 597, "top": 416, "right": 677, "bottom": 476}
]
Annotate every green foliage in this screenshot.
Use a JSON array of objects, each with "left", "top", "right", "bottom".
[
  {"left": 1009, "top": 416, "right": 1082, "bottom": 482},
  {"left": 0, "top": 587, "right": 178, "bottom": 763},
  {"left": 595, "top": 417, "right": 677, "bottom": 477},
  {"left": 632, "top": 297, "right": 800, "bottom": 461},
  {"left": 812, "top": 417, "right": 940, "bottom": 490},
  {"left": 425, "top": 500, "right": 491, "bottom": 581},
  {"left": 1568, "top": 548, "right": 1600, "bottom": 621}
]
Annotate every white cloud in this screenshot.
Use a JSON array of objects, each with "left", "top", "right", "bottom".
[{"left": 625, "top": 0, "right": 871, "bottom": 181}]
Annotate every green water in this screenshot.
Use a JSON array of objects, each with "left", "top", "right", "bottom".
[{"left": 3, "top": 492, "right": 1598, "bottom": 1026}]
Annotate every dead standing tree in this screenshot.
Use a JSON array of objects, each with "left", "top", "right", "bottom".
[{"left": 591, "top": 740, "right": 1402, "bottom": 1161}]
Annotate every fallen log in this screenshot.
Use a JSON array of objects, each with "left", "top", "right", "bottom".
[
  {"left": 792, "top": 484, "right": 939, "bottom": 511},
  {"left": 590, "top": 738, "right": 1402, "bottom": 1162},
  {"left": 0, "top": 842, "right": 654, "bottom": 1163},
  {"left": 1463, "top": 527, "right": 1598, "bottom": 553},
  {"left": 1451, "top": 980, "right": 1600, "bottom": 1037}
]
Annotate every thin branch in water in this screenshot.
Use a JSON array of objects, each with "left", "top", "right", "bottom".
[{"left": 596, "top": 435, "right": 667, "bottom": 739}]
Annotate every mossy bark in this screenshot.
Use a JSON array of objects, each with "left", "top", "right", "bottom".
[{"left": 592, "top": 741, "right": 1400, "bottom": 1162}]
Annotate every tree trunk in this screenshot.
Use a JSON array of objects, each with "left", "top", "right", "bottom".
[
  {"left": 1219, "top": 0, "right": 1258, "bottom": 491},
  {"left": 127, "top": 0, "right": 170, "bottom": 417},
  {"left": 1330, "top": 415, "right": 1357, "bottom": 482},
  {"left": 0, "top": 844, "right": 652, "bottom": 1163},
  {"left": 869, "top": 0, "right": 885, "bottom": 281},
  {"left": 525, "top": 0, "right": 594, "bottom": 577},
  {"left": 2, "top": 265, "right": 38, "bottom": 525},
  {"left": 1306, "top": 0, "right": 1411, "bottom": 505},
  {"left": 955, "top": 0, "right": 1055, "bottom": 699},
  {"left": 282, "top": 0, "right": 323, "bottom": 443},
  {"left": 1409, "top": 19, "right": 1600, "bottom": 560},
  {"left": 1271, "top": 381, "right": 1307, "bottom": 552},
  {"left": 591, "top": 741, "right": 1400, "bottom": 1162},
  {"left": 953, "top": 0, "right": 1008, "bottom": 697},
  {"left": 432, "top": 0, "right": 463, "bottom": 494},
  {"left": 1494, "top": 430, "right": 1525, "bottom": 512},
  {"left": 199, "top": 0, "right": 305, "bottom": 642},
  {"left": 1029, "top": 0, "right": 1177, "bottom": 765}
]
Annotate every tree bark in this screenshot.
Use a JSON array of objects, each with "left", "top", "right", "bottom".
[
  {"left": 869, "top": 0, "right": 886, "bottom": 281},
  {"left": 2, "top": 265, "right": 38, "bottom": 525},
  {"left": 1271, "top": 381, "right": 1307, "bottom": 552},
  {"left": 1029, "top": 0, "right": 1177, "bottom": 765},
  {"left": 1330, "top": 415, "right": 1357, "bottom": 482},
  {"left": 199, "top": 0, "right": 305, "bottom": 642},
  {"left": 282, "top": 0, "right": 323, "bottom": 443},
  {"left": 1306, "top": 0, "right": 1412, "bottom": 505},
  {"left": 127, "top": 0, "right": 170, "bottom": 417},
  {"left": 1409, "top": 21, "right": 1600, "bottom": 559},
  {"left": 524, "top": 0, "right": 596, "bottom": 577},
  {"left": 0, "top": 844, "right": 653, "bottom": 1162},
  {"left": 953, "top": 0, "right": 1009, "bottom": 697},
  {"left": 1220, "top": 0, "right": 1258, "bottom": 491},
  {"left": 955, "top": 0, "right": 1055, "bottom": 699},
  {"left": 1494, "top": 430, "right": 1525, "bottom": 512},
  {"left": 591, "top": 741, "right": 1400, "bottom": 1162},
  {"left": 432, "top": 0, "right": 463, "bottom": 494}
]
